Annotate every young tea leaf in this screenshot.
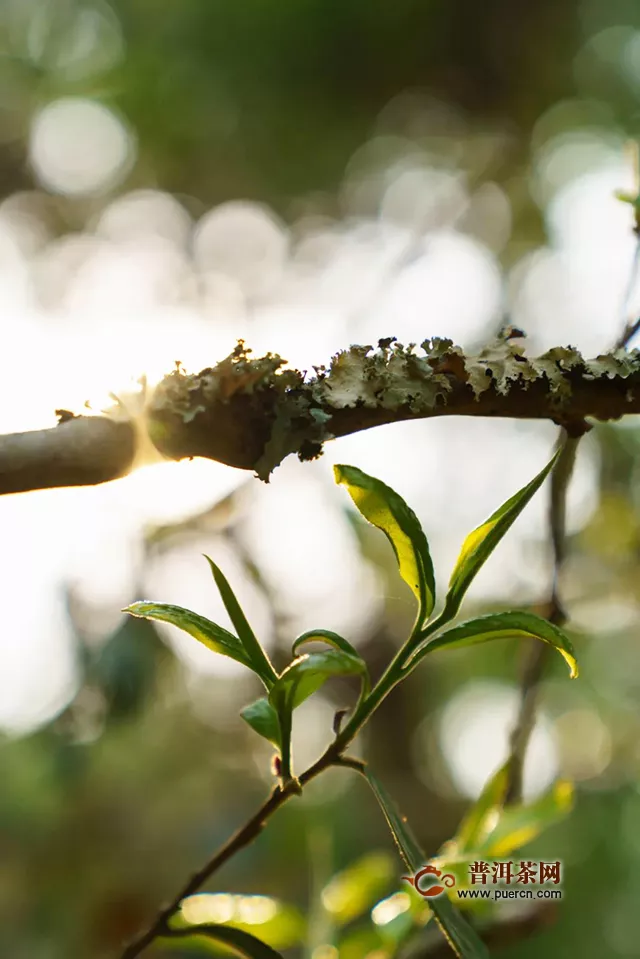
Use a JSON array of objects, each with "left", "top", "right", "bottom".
[
  {"left": 293, "top": 628, "right": 361, "bottom": 661},
  {"left": 364, "top": 770, "right": 489, "bottom": 959},
  {"left": 292, "top": 629, "right": 370, "bottom": 698},
  {"left": 204, "top": 555, "right": 277, "bottom": 688},
  {"left": 270, "top": 649, "right": 368, "bottom": 781},
  {"left": 270, "top": 649, "right": 367, "bottom": 714},
  {"left": 411, "top": 611, "right": 578, "bottom": 678},
  {"left": 334, "top": 464, "right": 436, "bottom": 624},
  {"left": 123, "top": 602, "right": 252, "bottom": 670},
  {"left": 443, "top": 452, "right": 559, "bottom": 620},
  {"left": 241, "top": 697, "right": 281, "bottom": 747}
]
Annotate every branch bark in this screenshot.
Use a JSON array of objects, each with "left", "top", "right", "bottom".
[
  {"left": 0, "top": 415, "right": 136, "bottom": 495},
  {"left": 2, "top": 336, "right": 640, "bottom": 494}
]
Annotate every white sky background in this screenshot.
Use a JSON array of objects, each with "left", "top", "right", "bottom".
[{"left": 0, "top": 90, "right": 636, "bottom": 795}]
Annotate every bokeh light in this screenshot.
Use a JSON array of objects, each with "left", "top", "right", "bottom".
[{"left": 29, "top": 97, "right": 134, "bottom": 196}]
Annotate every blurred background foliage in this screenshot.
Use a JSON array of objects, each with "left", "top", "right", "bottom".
[{"left": 3, "top": 0, "right": 640, "bottom": 956}]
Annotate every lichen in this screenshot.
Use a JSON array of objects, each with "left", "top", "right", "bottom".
[{"left": 145, "top": 335, "right": 640, "bottom": 480}]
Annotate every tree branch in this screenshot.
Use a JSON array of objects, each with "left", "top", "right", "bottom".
[
  {"left": 0, "top": 415, "right": 136, "bottom": 495},
  {"left": 3, "top": 335, "right": 640, "bottom": 494}
]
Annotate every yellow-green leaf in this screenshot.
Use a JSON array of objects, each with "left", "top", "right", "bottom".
[
  {"left": 443, "top": 452, "right": 559, "bottom": 619},
  {"left": 413, "top": 611, "right": 578, "bottom": 678},
  {"left": 123, "top": 602, "right": 252, "bottom": 670},
  {"left": 335, "top": 464, "right": 436, "bottom": 623}
]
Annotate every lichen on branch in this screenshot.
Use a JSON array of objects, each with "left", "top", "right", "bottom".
[
  {"left": 145, "top": 333, "right": 640, "bottom": 481},
  {"left": 2, "top": 332, "right": 640, "bottom": 495}
]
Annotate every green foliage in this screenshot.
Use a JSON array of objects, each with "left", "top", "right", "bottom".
[
  {"left": 480, "top": 780, "right": 574, "bottom": 859},
  {"left": 124, "top": 454, "right": 577, "bottom": 958},
  {"left": 125, "top": 452, "right": 574, "bottom": 789},
  {"left": 435, "top": 767, "right": 574, "bottom": 892}
]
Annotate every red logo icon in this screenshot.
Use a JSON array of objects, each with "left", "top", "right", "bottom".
[{"left": 402, "top": 864, "right": 456, "bottom": 899}]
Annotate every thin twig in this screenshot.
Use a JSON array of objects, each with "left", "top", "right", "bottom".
[
  {"left": 618, "top": 315, "right": 640, "bottom": 350},
  {"left": 119, "top": 787, "right": 287, "bottom": 958},
  {"left": 118, "top": 748, "right": 364, "bottom": 957},
  {"left": 616, "top": 237, "right": 640, "bottom": 347},
  {"left": 505, "top": 227, "right": 640, "bottom": 803},
  {"left": 504, "top": 433, "right": 578, "bottom": 803}
]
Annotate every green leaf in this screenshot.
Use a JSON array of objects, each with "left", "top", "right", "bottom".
[
  {"left": 123, "top": 602, "right": 252, "bottom": 670},
  {"left": 321, "top": 852, "right": 395, "bottom": 926},
  {"left": 292, "top": 628, "right": 361, "bottom": 661},
  {"left": 270, "top": 650, "right": 367, "bottom": 714},
  {"left": 443, "top": 452, "right": 559, "bottom": 619},
  {"left": 334, "top": 464, "right": 436, "bottom": 623},
  {"left": 412, "top": 611, "right": 578, "bottom": 678},
  {"left": 161, "top": 923, "right": 284, "bottom": 958},
  {"left": 363, "top": 769, "right": 489, "bottom": 959},
  {"left": 240, "top": 698, "right": 281, "bottom": 748},
  {"left": 482, "top": 779, "right": 574, "bottom": 858},
  {"left": 455, "top": 762, "right": 510, "bottom": 855},
  {"left": 429, "top": 895, "right": 490, "bottom": 959},
  {"left": 363, "top": 769, "right": 424, "bottom": 873},
  {"left": 270, "top": 649, "right": 368, "bottom": 781},
  {"left": 292, "top": 629, "right": 370, "bottom": 698},
  {"left": 204, "top": 556, "right": 277, "bottom": 688}
]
